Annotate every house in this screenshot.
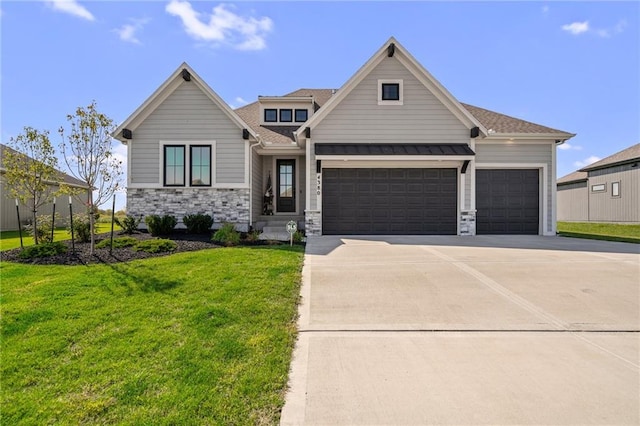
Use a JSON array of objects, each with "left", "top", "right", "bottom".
[
  {"left": 0, "top": 143, "right": 90, "bottom": 232},
  {"left": 113, "top": 37, "right": 575, "bottom": 236},
  {"left": 557, "top": 143, "right": 639, "bottom": 223}
]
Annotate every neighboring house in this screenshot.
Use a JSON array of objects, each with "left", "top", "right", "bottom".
[
  {"left": 0, "top": 144, "right": 90, "bottom": 231},
  {"left": 557, "top": 143, "right": 640, "bottom": 223},
  {"left": 114, "top": 37, "right": 574, "bottom": 236}
]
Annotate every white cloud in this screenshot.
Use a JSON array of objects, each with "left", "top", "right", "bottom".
[
  {"left": 562, "top": 21, "right": 589, "bottom": 35},
  {"left": 113, "top": 18, "right": 150, "bottom": 45},
  {"left": 557, "top": 142, "right": 582, "bottom": 151},
  {"left": 542, "top": 5, "right": 549, "bottom": 14},
  {"left": 614, "top": 19, "right": 627, "bottom": 34},
  {"left": 165, "top": 1, "right": 273, "bottom": 50},
  {"left": 45, "top": 0, "right": 94, "bottom": 21},
  {"left": 574, "top": 155, "right": 601, "bottom": 168}
]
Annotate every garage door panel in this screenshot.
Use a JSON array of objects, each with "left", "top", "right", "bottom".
[
  {"left": 476, "top": 169, "right": 539, "bottom": 235},
  {"left": 323, "top": 168, "right": 457, "bottom": 235}
]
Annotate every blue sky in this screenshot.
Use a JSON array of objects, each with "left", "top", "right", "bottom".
[{"left": 2, "top": 1, "right": 639, "bottom": 210}]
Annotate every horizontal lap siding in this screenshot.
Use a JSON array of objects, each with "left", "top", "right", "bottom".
[
  {"left": 475, "top": 143, "right": 553, "bottom": 233},
  {"left": 131, "top": 82, "right": 245, "bottom": 184},
  {"left": 311, "top": 57, "right": 469, "bottom": 210}
]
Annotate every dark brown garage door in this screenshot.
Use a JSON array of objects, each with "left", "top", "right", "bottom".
[
  {"left": 476, "top": 169, "right": 539, "bottom": 235},
  {"left": 322, "top": 168, "right": 457, "bottom": 235}
]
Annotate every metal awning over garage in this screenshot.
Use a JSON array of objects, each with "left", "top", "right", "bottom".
[{"left": 315, "top": 143, "right": 475, "bottom": 157}]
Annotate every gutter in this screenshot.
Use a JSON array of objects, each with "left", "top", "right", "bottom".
[{"left": 247, "top": 137, "right": 263, "bottom": 228}]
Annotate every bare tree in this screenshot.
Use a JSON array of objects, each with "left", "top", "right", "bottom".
[
  {"left": 3, "top": 127, "right": 61, "bottom": 244},
  {"left": 59, "top": 101, "right": 123, "bottom": 254}
]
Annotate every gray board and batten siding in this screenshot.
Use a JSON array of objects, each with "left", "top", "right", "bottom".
[{"left": 130, "top": 81, "right": 246, "bottom": 186}]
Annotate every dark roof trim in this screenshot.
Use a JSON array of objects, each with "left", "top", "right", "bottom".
[
  {"left": 315, "top": 143, "right": 475, "bottom": 156},
  {"left": 580, "top": 158, "right": 640, "bottom": 172}
]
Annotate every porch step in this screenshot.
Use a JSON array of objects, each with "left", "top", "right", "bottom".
[{"left": 258, "top": 231, "right": 292, "bottom": 241}]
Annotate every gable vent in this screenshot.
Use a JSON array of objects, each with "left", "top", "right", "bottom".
[
  {"left": 181, "top": 69, "right": 191, "bottom": 81},
  {"left": 387, "top": 43, "right": 395, "bottom": 57}
]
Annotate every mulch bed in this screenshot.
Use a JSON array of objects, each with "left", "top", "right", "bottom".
[{"left": 1, "top": 232, "right": 224, "bottom": 266}]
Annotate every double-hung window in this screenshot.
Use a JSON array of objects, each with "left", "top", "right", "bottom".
[
  {"left": 190, "top": 145, "right": 211, "bottom": 186},
  {"left": 164, "top": 145, "right": 185, "bottom": 186}
]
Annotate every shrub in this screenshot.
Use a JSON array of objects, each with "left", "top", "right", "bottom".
[
  {"left": 212, "top": 223, "right": 240, "bottom": 246},
  {"left": 68, "top": 214, "right": 97, "bottom": 243},
  {"left": 244, "top": 229, "right": 261, "bottom": 242},
  {"left": 292, "top": 230, "right": 305, "bottom": 243},
  {"left": 24, "top": 213, "right": 60, "bottom": 244},
  {"left": 19, "top": 241, "right": 67, "bottom": 259},
  {"left": 96, "top": 236, "right": 138, "bottom": 249},
  {"left": 183, "top": 214, "right": 213, "bottom": 234},
  {"left": 145, "top": 215, "right": 177, "bottom": 236},
  {"left": 133, "top": 239, "right": 177, "bottom": 253},
  {"left": 114, "top": 215, "right": 141, "bottom": 234}
]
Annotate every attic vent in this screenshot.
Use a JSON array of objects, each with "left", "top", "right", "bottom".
[
  {"left": 387, "top": 43, "right": 395, "bottom": 57},
  {"left": 181, "top": 69, "right": 191, "bottom": 81}
]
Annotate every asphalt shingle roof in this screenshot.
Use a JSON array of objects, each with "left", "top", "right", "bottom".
[
  {"left": 235, "top": 89, "right": 574, "bottom": 145},
  {"left": 579, "top": 143, "right": 640, "bottom": 172},
  {"left": 0, "top": 143, "right": 89, "bottom": 188},
  {"left": 557, "top": 170, "right": 588, "bottom": 185}
]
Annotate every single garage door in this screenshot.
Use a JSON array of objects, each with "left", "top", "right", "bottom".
[
  {"left": 476, "top": 169, "right": 539, "bottom": 235},
  {"left": 322, "top": 168, "right": 457, "bottom": 235}
]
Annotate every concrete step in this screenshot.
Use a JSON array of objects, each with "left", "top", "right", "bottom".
[
  {"left": 258, "top": 231, "right": 292, "bottom": 241},
  {"left": 263, "top": 225, "right": 293, "bottom": 234}
]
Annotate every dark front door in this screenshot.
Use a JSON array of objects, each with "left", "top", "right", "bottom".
[
  {"left": 276, "top": 159, "right": 296, "bottom": 212},
  {"left": 322, "top": 168, "right": 458, "bottom": 235}
]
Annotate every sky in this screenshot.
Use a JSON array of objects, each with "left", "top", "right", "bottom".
[{"left": 1, "top": 1, "right": 639, "bottom": 210}]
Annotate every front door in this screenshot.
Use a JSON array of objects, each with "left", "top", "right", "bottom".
[{"left": 276, "top": 159, "right": 295, "bottom": 212}]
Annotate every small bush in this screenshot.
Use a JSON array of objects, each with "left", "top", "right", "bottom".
[
  {"left": 145, "top": 215, "right": 177, "bottom": 236},
  {"left": 133, "top": 239, "right": 177, "bottom": 253},
  {"left": 244, "top": 229, "right": 261, "bottom": 242},
  {"left": 212, "top": 223, "right": 240, "bottom": 246},
  {"left": 114, "top": 215, "right": 141, "bottom": 234},
  {"left": 96, "top": 236, "right": 138, "bottom": 249},
  {"left": 293, "top": 230, "right": 305, "bottom": 243},
  {"left": 19, "top": 241, "right": 67, "bottom": 259},
  {"left": 68, "top": 214, "right": 97, "bottom": 243},
  {"left": 24, "top": 213, "right": 60, "bottom": 244},
  {"left": 183, "top": 214, "right": 213, "bottom": 234}
]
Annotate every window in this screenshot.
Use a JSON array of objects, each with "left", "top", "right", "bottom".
[
  {"left": 612, "top": 181, "right": 620, "bottom": 197},
  {"left": 264, "top": 109, "right": 277, "bottom": 122},
  {"left": 378, "top": 79, "right": 403, "bottom": 105},
  {"left": 591, "top": 183, "right": 606, "bottom": 192},
  {"left": 164, "top": 145, "right": 185, "bottom": 186},
  {"left": 381, "top": 83, "right": 400, "bottom": 101},
  {"left": 280, "top": 109, "right": 293, "bottom": 122},
  {"left": 295, "top": 109, "right": 308, "bottom": 122},
  {"left": 190, "top": 145, "right": 211, "bottom": 186}
]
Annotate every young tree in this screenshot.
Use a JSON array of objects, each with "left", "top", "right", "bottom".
[
  {"left": 3, "top": 127, "right": 61, "bottom": 244},
  {"left": 59, "top": 101, "right": 123, "bottom": 254}
]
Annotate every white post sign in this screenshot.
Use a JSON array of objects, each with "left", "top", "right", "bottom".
[{"left": 286, "top": 220, "right": 297, "bottom": 246}]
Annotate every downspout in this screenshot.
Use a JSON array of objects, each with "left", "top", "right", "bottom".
[{"left": 248, "top": 137, "right": 262, "bottom": 229}]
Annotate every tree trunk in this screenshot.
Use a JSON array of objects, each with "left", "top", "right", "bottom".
[
  {"left": 32, "top": 196, "right": 38, "bottom": 245},
  {"left": 89, "top": 193, "right": 95, "bottom": 256}
]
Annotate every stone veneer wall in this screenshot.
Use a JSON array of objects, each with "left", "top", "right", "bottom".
[
  {"left": 128, "top": 188, "right": 250, "bottom": 231},
  {"left": 459, "top": 210, "right": 476, "bottom": 236},
  {"left": 304, "top": 210, "right": 322, "bottom": 236}
]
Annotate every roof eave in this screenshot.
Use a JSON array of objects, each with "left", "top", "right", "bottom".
[
  {"left": 580, "top": 158, "right": 640, "bottom": 172},
  {"left": 483, "top": 132, "right": 576, "bottom": 141}
]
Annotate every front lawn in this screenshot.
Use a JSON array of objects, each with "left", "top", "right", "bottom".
[
  {"left": 557, "top": 221, "right": 640, "bottom": 244},
  {"left": 1, "top": 246, "right": 304, "bottom": 424}
]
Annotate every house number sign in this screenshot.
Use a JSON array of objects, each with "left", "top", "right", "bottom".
[{"left": 316, "top": 173, "right": 321, "bottom": 196}]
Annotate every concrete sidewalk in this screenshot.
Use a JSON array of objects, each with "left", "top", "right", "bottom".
[{"left": 280, "top": 236, "right": 640, "bottom": 425}]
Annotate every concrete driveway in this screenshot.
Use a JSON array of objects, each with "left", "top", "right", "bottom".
[{"left": 280, "top": 236, "right": 640, "bottom": 425}]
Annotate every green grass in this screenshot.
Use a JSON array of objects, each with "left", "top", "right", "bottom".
[
  {"left": 0, "top": 223, "right": 120, "bottom": 251},
  {"left": 1, "top": 246, "right": 304, "bottom": 424},
  {"left": 557, "top": 221, "right": 640, "bottom": 244}
]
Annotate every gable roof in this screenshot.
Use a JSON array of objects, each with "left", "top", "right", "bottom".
[
  {"left": 113, "top": 62, "right": 256, "bottom": 143},
  {"left": 579, "top": 143, "right": 640, "bottom": 172},
  {"left": 235, "top": 89, "right": 336, "bottom": 145},
  {"left": 0, "top": 144, "right": 89, "bottom": 189},
  {"left": 297, "top": 37, "right": 487, "bottom": 142}
]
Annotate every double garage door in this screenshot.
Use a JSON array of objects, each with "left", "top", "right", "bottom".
[{"left": 322, "top": 168, "right": 539, "bottom": 235}]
